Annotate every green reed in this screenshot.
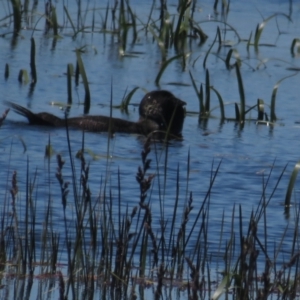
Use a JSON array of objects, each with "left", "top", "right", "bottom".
[
  {"left": 190, "top": 69, "right": 226, "bottom": 122},
  {"left": 1, "top": 124, "right": 300, "bottom": 299},
  {"left": 190, "top": 58, "right": 276, "bottom": 125},
  {"left": 18, "top": 69, "right": 29, "bottom": 84},
  {"left": 30, "top": 37, "right": 37, "bottom": 84},
  {"left": 203, "top": 27, "right": 219, "bottom": 69},
  {"left": 270, "top": 73, "right": 298, "bottom": 123},
  {"left": 10, "top": 0, "right": 21, "bottom": 34},
  {"left": 284, "top": 160, "right": 300, "bottom": 218},
  {"left": 75, "top": 49, "right": 91, "bottom": 114},
  {"left": 4, "top": 0, "right": 296, "bottom": 127},
  {"left": 118, "top": 86, "right": 139, "bottom": 112},
  {"left": 4, "top": 63, "right": 9, "bottom": 80},
  {"left": 291, "top": 38, "right": 300, "bottom": 56},
  {"left": 64, "top": 6, "right": 76, "bottom": 36},
  {"left": 67, "top": 63, "right": 73, "bottom": 104},
  {"left": 154, "top": 54, "right": 183, "bottom": 86},
  {"left": 235, "top": 62, "right": 245, "bottom": 126},
  {"left": 253, "top": 13, "right": 292, "bottom": 50}
]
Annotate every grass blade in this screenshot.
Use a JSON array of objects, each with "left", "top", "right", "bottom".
[
  {"left": 154, "top": 54, "right": 183, "bottom": 86},
  {"left": 11, "top": 0, "right": 22, "bottom": 33},
  {"left": 217, "top": 26, "right": 222, "bottom": 48},
  {"left": 203, "top": 27, "right": 219, "bottom": 69},
  {"left": 18, "top": 69, "right": 29, "bottom": 84},
  {"left": 235, "top": 63, "right": 245, "bottom": 124},
  {"left": 257, "top": 98, "right": 264, "bottom": 121},
  {"left": 147, "top": 24, "right": 166, "bottom": 62},
  {"left": 174, "top": 0, "right": 191, "bottom": 48},
  {"left": 210, "top": 86, "right": 225, "bottom": 120},
  {"left": 67, "top": 63, "right": 73, "bottom": 104},
  {"left": 254, "top": 13, "right": 292, "bottom": 48},
  {"left": 30, "top": 37, "right": 37, "bottom": 84},
  {"left": 234, "top": 102, "right": 240, "bottom": 122},
  {"left": 120, "top": 87, "right": 139, "bottom": 112},
  {"left": 290, "top": 38, "right": 300, "bottom": 56},
  {"left": 125, "top": 0, "right": 137, "bottom": 43},
  {"left": 198, "top": 20, "right": 242, "bottom": 43},
  {"left": 270, "top": 73, "right": 297, "bottom": 122},
  {"left": 199, "top": 84, "right": 204, "bottom": 119},
  {"left": 51, "top": 7, "right": 59, "bottom": 36},
  {"left": 64, "top": 6, "right": 76, "bottom": 35},
  {"left": 76, "top": 50, "right": 91, "bottom": 114},
  {"left": 284, "top": 161, "right": 300, "bottom": 217},
  {"left": 189, "top": 71, "right": 204, "bottom": 114},
  {"left": 4, "top": 63, "right": 9, "bottom": 80},
  {"left": 191, "top": 24, "right": 208, "bottom": 45},
  {"left": 225, "top": 48, "right": 241, "bottom": 70},
  {"left": 205, "top": 69, "right": 210, "bottom": 113},
  {"left": 212, "top": 274, "right": 230, "bottom": 300}
]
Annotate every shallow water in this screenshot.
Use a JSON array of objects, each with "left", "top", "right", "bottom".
[{"left": 1, "top": 0, "right": 300, "bottom": 298}]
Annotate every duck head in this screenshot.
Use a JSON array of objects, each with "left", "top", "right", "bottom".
[{"left": 139, "top": 90, "right": 186, "bottom": 136}]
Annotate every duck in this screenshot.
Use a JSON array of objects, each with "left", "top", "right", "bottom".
[
  {"left": 5, "top": 90, "right": 186, "bottom": 136},
  {"left": 139, "top": 90, "right": 186, "bottom": 134}
]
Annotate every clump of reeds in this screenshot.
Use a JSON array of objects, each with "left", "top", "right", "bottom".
[{"left": 1, "top": 127, "right": 300, "bottom": 299}]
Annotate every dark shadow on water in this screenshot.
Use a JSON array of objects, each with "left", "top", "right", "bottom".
[
  {"left": 234, "top": 122, "right": 243, "bottom": 138},
  {"left": 51, "top": 37, "right": 57, "bottom": 51}
]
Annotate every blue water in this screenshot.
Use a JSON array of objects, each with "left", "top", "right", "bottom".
[{"left": 1, "top": 0, "right": 300, "bottom": 298}]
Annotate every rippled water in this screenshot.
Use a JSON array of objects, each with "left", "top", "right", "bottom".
[{"left": 1, "top": 0, "right": 300, "bottom": 298}]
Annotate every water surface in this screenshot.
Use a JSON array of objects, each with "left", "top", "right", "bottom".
[{"left": 0, "top": 0, "right": 300, "bottom": 298}]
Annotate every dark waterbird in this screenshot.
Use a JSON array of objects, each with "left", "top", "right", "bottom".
[
  {"left": 5, "top": 90, "right": 186, "bottom": 137},
  {"left": 139, "top": 90, "right": 186, "bottom": 135}
]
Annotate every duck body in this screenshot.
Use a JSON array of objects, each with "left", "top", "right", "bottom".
[
  {"left": 6, "top": 90, "right": 185, "bottom": 136},
  {"left": 67, "top": 115, "right": 160, "bottom": 135}
]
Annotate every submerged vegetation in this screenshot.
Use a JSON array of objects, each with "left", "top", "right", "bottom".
[{"left": 1, "top": 0, "right": 300, "bottom": 299}]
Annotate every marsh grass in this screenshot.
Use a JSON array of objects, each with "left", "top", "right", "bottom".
[
  {"left": 190, "top": 56, "right": 291, "bottom": 126},
  {"left": 0, "top": 127, "right": 300, "bottom": 299},
  {"left": 3, "top": 0, "right": 297, "bottom": 127},
  {"left": 235, "top": 62, "right": 245, "bottom": 126},
  {"left": 67, "top": 63, "right": 73, "bottom": 105},
  {"left": 51, "top": 7, "right": 59, "bottom": 37},
  {"left": 30, "top": 37, "right": 37, "bottom": 84},
  {"left": 116, "top": 87, "right": 140, "bottom": 112},
  {"left": 291, "top": 38, "right": 300, "bottom": 56},
  {"left": 18, "top": 69, "right": 29, "bottom": 84},
  {"left": 155, "top": 54, "right": 183, "bottom": 86},
  {"left": 252, "top": 13, "right": 292, "bottom": 50},
  {"left": 270, "top": 73, "right": 298, "bottom": 123},
  {"left": 10, "top": 0, "right": 21, "bottom": 34},
  {"left": 4, "top": 63, "right": 9, "bottom": 80},
  {"left": 75, "top": 49, "right": 91, "bottom": 114},
  {"left": 284, "top": 160, "right": 300, "bottom": 218}
]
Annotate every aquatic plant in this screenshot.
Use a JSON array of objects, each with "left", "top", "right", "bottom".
[
  {"left": 0, "top": 131, "right": 299, "bottom": 299},
  {"left": 75, "top": 49, "right": 91, "bottom": 114},
  {"left": 10, "top": 0, "right": 21, "bottom": 34}
]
